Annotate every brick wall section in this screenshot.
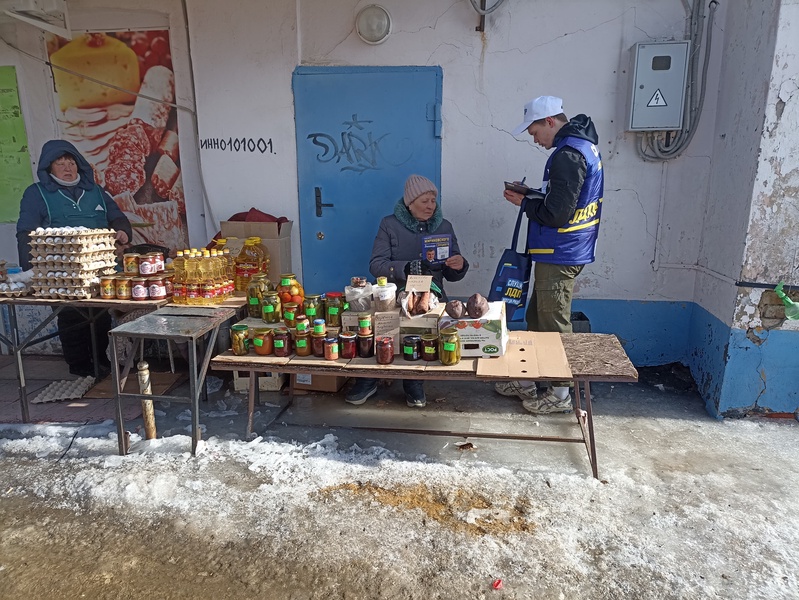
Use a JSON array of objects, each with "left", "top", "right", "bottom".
[{"left": 757, "top": 290, "right": 799, "bottom": 328}]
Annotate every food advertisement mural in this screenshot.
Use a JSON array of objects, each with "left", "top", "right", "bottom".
[{"left": 46, "top": 30, "right": 188, "bottom": 255}]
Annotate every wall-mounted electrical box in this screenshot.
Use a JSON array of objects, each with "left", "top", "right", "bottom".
[{"left": 627, "top": 41, "right": 689, "bottom": 131}]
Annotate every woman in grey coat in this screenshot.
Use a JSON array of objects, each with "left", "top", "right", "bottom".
[{"left": 346, "top": 174, "right": 469, "bottom": 408}]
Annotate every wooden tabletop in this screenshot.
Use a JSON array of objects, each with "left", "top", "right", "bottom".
[{"left": 211, "top": 332, "right": 638, "bottom": 383}]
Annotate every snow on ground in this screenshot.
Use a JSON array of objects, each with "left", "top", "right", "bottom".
[{"left": 1, "top": 414, "right": 798, "bottom": 599}]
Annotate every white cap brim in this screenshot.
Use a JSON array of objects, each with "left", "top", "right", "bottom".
[{"left": 511, "top": 120, "right": 533, "bottom": 136}]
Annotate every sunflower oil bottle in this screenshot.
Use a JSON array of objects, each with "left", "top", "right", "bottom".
[
  {"left": 184, "top": 250, "right": 201, "bottom": 305},
  {"left": 171, "top": 250, "right": 186, "bottom": 304},
  {"left": 199, "top": 249, "right": 216, "bottom": 304},
  {"left": 235, "top": 239, "right": 260, "bottom": 292},
  {"left": 223, "top": 249, "right": 235, "bottom": 294}
]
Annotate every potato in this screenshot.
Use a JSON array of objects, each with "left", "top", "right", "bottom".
[{"left": 466, "top": 293, "right": 489, "bottom": 319}]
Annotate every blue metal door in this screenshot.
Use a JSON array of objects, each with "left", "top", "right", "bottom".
[{"left": 293, "top": 66, "right": 442, "bottom": 293}]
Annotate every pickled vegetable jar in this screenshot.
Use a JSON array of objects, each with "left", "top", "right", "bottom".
[
  {"left": 261, "top": 291, "right": 281, "bottom": 324},
  {"left": 324, "top": 337, "right": 339, "bottom": 360},
  {"left": 247, "top": 274, "right": 273, "bottom": 318},
  {"left": 438, "top": 327, "right": 461, "bottom": 366},
  {"left": 302, "top": 294, "right": 322, "bottom": 319},
  {"left": 283, "top": 302, "right": 299, "bottom": 328},
  {"left": 276, "top": 273, "right": 305, "bottom": 307},
  {"left": 325, "top": 291, "right": 343, "bottom": 327},
  {"left": 230, "top": 324, "right": 249, "bottom": 356}
]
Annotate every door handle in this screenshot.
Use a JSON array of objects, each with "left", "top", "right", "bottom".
[{"left": 315, "top": 187, "right": 334, "bottom": 217}]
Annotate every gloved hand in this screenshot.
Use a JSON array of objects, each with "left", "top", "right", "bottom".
[{"left": 404, "top": 259, "right": 442, "bottom": 277}]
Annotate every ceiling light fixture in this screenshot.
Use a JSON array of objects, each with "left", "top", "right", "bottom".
[{"left": 355, "top": 5, "right": 392, "bottom": 45}]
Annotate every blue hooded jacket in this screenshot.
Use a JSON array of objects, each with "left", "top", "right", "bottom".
[{"left": 16, "top": 140, "right": 132, "bottom": 270}]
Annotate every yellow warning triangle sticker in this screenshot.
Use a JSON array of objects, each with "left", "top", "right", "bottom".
[{"left": 647, "top": 89, "right": 667, "bottom": 107}]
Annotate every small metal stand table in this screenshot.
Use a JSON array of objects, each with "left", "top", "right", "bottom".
[
  {"left": 0, "top": 296, "right": 167, "bottom": 422},
  {"left": 110, "top": 305, "right": 236, "bottom": 456}
]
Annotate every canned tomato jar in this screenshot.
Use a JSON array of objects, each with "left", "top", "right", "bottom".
[
  {"left": 139, "top": 254, "right": 158, "bottom": 275},
  {"left": 131, "top": 277, "right": 149, "bottom": 300},
  {"left": 148, "top": 276, "right": 167, "bottom": 300}
]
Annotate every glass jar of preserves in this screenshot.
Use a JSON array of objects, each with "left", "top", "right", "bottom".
[
  {"left": 303, "top": 294, "right": 322, "bottom": 319},
  {"left": 402, "top": 335, "right": 422, "bottom": 361},
  {"left": 357, "top": 333, "right": 374, "bottom": 358},
  {"left": 123, "top": 253, "right": 140, "bottom": 275},
  {"left": 115, "top": 276, "right": 132, "bottom": 300},
  {"left": 312, "top": 319, "right": 326, "bottom": 336},
  {"left": 294, "top": 331, "right": 312, "bottom": 356},
  {"left": 283, "top": 302, "right": 298, "bottom": 328},
  {"left": 311, "top": 332, "right": 326, "bottom": 358},
  {"left": 163, "top": 270, "right": 174, "bottom": 297},
  {"left": 339, "top": 332, "right": 357, "bottom": 359},
  {"left": 276, "top": 273, "right": 305, "bottom": 307},
  {"left": 148, "top": 276, "right": 167, "bottom": 301},
  {"left": 131, "top": 277, "right": 149, "bottom": 301},
  {"left": 139, "top": 253, "right": 158, "bottom": 275},
  {"left": 295, "top": 314, "right": 310, "bottom": 334},
  {"left": 230, "top": 324, "right": 249, "bottom": 356},
  {"left": 358, "top": 313, "right": 372, "bottom": 336},
  {"left": 439, "top": 327, "right": 461, "bottom": 366},
  {"left": 252, "top": 328, "right": 274, "bottom": 356},
  {"left": 100, "top": 275, "right": 116, "bottom": 299},
  {"left": 247, "top": 274, "right": 273, "bottom": 318},
  {"left": 376, "top": 336, "right": 394, "bottom": 364},
  {"left": 421, "top": 334, "right": 439, "bottom": 362},
  {"left": 261, "top": 291, "right": 281, "bottom": 324},
  {"left": 273, "top": 327, "right": 292, "bottom": 358},
  {"left": 325, "top": 291, "right": 343, "bottom": 327},
  {"left": 324, "top": 337, "right": 339, "bottom": 360}
]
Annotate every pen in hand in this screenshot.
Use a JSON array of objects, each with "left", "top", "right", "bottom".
[{"left": 520, "top": 177, "right": 526, "bottom": 186}]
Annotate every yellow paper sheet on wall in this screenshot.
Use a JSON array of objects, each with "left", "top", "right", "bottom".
[{"left": 0, "top": 66, "right": 33, "bottom": 223}]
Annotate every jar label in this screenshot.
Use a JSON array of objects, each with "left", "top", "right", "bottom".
[
  {"left": 359, "top": 319, "right": 369, "bottom": 327},
  {"left": 328, "top": 307, "right": 339, "bottom": 315},
  {"left": 285, "top": 311, "right": 295, "bottom": 319},
  {"left": 424, "top": 347, "right": 436, "bottom": 354},
  {"left": 403, "top": 346, "right": 414, "bottom": 354},
  {"left": 306, "top": 308, "right": 316, "bottom": 316},
  {"left": 443, "top": 342, "right": 456, "bottom": 351},
  {"left": 281, "top": 278, "right": 290, "bottom": 286},
  {"left": 296, "top": 339, "right": 307, "bottom": 348},
  {"left": 343, "top": 303, "right": 349, "bottom": 311},
  {"left": 313, "top": 325, "right": 324, "bottom": 333},
  {"left": 331, "top": 344, "right": 339, "bottom": 353},
  {"left": 263, "top": 305, "right": 275, "bottom": 313},
  {"left": 249, "top": 297, "right": 259, "bottom": 305},
  {"left": 253, "top": 338, "right": 264, "bottom": 347},
  {"left": 297, "top": 323, "right": 308, "bottom": 332},
  {"left": 274, "top": 340, "right": 285, "bottom": 348}
]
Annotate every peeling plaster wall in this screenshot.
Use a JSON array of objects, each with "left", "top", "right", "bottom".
[{"left": 740, "top": 1, "right": 799, "bottom": 288}]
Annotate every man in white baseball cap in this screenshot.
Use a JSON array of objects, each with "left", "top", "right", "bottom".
[
  {"left": 496, "top": 95, "right": 605, "bottom": 415},
  {"left": 511, "top": 95, "right": 564, "bottom": 136}
]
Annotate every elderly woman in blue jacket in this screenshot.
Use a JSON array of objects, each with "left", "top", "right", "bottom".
[
  {"left": 17, "top": 140, "right": 132, "bottom": 378},
  {"left": 346, "top": 174, "right": 469, "bottom": 408}
]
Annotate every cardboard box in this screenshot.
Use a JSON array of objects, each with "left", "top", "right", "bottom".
[
  {"left": 294, "top": 373, "right": 348, "bottom": 392},
  {"left": 221, "top": 221, "right": 293, "bottom": 281},
  {"left": 438, "top": 301, "right": 509, "bottom": 358},
  {"left": 342, "top": 309, "right": 401, "bottom": 354},
  {"left": 400, "top": 303, "right": 444, "bottom": 338},
  {"left": 232, "top": 371, "right": 286, "bottom": 393}
]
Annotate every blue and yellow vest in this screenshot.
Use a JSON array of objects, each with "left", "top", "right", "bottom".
[
  {"left": 36, "top": 183, "right": 109, "bottom": 229},
  {"left": 526, "top": 136, "right": 603, "bottom": 265}
]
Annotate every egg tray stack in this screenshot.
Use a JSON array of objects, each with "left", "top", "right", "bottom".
[
  {"left": 31, "top": 376, "right": 96, "bottom": 404},
  {"left": 0, "top": 259, "right": 30, "bottom": 297},
  {"left": 28, "top": 227, "right": 118, "bottom": 300}
]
